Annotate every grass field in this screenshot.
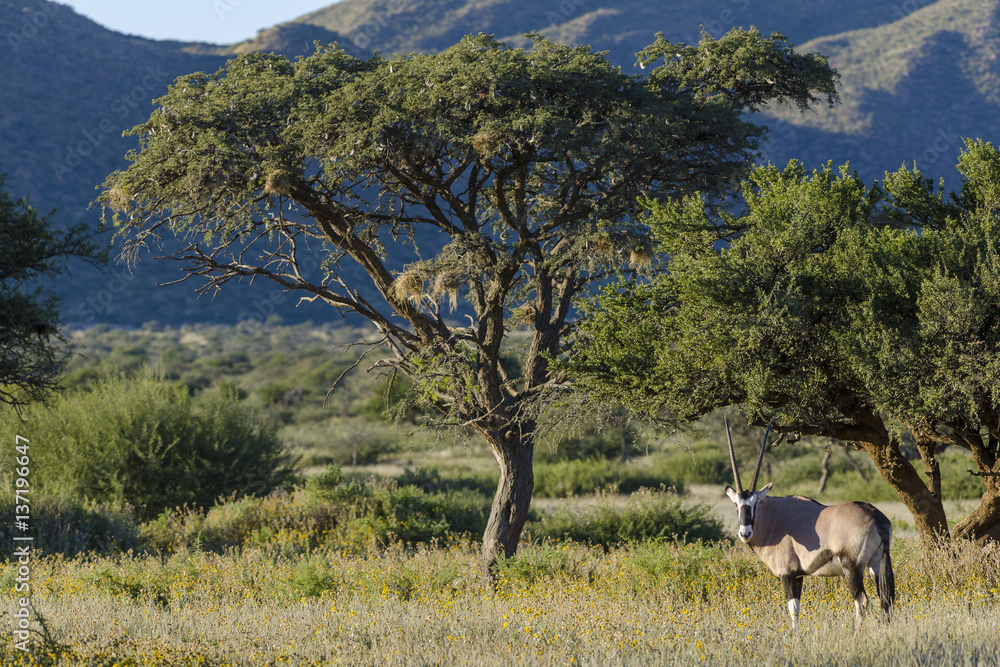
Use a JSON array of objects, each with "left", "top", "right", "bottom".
[
  {"left": 5, "top": 322, "right": 997, "bottom": 665},
  {"left": 2, "top": 534, "right": 998, "bottom": 666}
]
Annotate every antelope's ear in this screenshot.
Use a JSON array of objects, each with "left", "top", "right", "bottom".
[
  {"left": 758, "top": 482, "right": 774, "bottom": 499},
  {"left": 725, "top": 485, "right": 739, "bottom": 503}
]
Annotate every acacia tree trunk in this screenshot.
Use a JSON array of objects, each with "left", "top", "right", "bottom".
[
  {"left": 856, "top": 435, "right": 949, "bottom": 543},
  {"left": 479, "top": 426, "right": 535, "bottom": 580},
  {"left": 953, "top": 489, "right": 1000, "bottom": 542},
  {"left": 952, "top": 436, "right": 1000, "bottom": 543},
  {"left": 843, "top": 409, "right": 950, "bottom": 543}
]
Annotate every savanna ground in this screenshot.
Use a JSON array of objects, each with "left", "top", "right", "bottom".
[
  {"left": 3, "top": 322, "right": 999, "bottom": 665},
  {"left": 2, "top": 537, "right": 999, "bottom": 666}
]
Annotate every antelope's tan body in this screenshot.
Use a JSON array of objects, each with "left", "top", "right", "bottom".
[{"left": 747, "top": 495, "right": 889, "bottom": 580}]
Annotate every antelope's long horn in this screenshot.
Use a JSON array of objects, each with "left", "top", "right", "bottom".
[
  {"left": 750, "top": 417, "right": 775, "bottom": 492},
  {"left": 725, "top": 417, "right": 743, "bottom": 493}
]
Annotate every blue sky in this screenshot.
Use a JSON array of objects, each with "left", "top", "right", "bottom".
[{"left": 60, "top": 1, "right": 339, "bottom": 44}]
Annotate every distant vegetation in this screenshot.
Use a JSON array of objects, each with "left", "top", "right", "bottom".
[{"left": 42, "top": 320, "right": 986, "bottom": 514}]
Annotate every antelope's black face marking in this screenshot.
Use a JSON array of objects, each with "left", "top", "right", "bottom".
[{"left": 725, "top": 483, "right": 772, "bottom": 543}]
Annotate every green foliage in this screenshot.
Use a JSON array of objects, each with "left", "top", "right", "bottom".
[
  {"left": 495, "top": 543, "right": 596, "bottom": 585},
  {"left": 0, "top": 495, "right": 139, "bottom": 558},
  {"left": 2, "top": 371, "right": 296, "bottom": 518},
  {"left": 637, "top": 28, "right": 839, "bottom": 113},
  {"left": 344, "top": 484, "right": 490, "bottom": 549},
  {"left": 86, "top": 565, "right": 170, "bottom": 608},
  {"left": 395, "top": 466, "right": 499, "bottom": 497},
  {"left": 656, "top": 439, "right": 735, "bottom": 486},
  {"left": 288, "top": 558, "right": 341, "bottom": 598},
  {"left": 532, "top": 458, "right": 684, "bottom": 498},
  {"left": 527, "top": 487, "right": 725, "bottom": 547},
  {"left": 139, "top": 467, "right": 491, "bottom": 556},
  {"left": 98, "top": 27, "right": 837, "bottom": 440},
  {"left": 0, "top": 173, "right": 105, "bottom": 408},
  {"left": 535, "top": 424, "right": 634, "bottom": 462},
  {"left": 573, "top": 142, "right": 1000, "bottom": 531}
]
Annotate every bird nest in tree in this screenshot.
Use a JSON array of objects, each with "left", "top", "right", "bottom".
[
  {"left": 431, "top": 271, "right": 463, "bottom": 310},
  {"left": 629, "top": 246, "right": 654, "bottom": 268},
  {"left": 264, "top": 169, "right": 292, "bottom": 196},
  {"left": 471, "top": 130, "right": 500, "bottom": 156},
  {"left": 391, "top": 270, "right": 425, "bottom": 304}
]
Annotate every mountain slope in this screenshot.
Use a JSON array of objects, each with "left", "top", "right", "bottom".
[
  {"left": 759, "top": 0, "right": 1000, "bottom": 180},
  {"left": 4, "top": 0, "right": 1000, "bottom": 326},
  {"left": 286, "top": 0, "right": 927, "bottom": 60}
]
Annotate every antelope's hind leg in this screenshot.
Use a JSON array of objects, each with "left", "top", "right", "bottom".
[
  {"left": 844, "top": 564, "right": 868, "bottom": 629},
  {"left": 781, "top": 574, "right": 803, "bottom": 629}
]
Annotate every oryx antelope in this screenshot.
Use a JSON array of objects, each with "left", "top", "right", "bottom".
[{"left": 724, "top": 418, "right": 895, "bottom": 628}]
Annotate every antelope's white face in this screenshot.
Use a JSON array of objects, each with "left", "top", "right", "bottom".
[{"left": 725, "top": 483, "right": 773, "bottom": 543}]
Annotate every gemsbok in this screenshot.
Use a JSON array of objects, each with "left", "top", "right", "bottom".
[{"left": 723, "top": 418, "right": 895, "bottom": 628}]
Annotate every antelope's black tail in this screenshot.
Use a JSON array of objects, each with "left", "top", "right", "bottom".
[{"left": 875, "top": 514, "right": 896, "bottom": 617}]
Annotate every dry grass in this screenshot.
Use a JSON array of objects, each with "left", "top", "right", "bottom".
[{"left": 2, "top": 537, "right": 998, "bottom": 666}]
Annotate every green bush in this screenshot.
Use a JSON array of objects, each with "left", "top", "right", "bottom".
[
  {"left": 141, "top": 466, "right": 492, "bottom": 556},
  {"left": 535, "top": 426, "right": 634, "bottom": 463},
  {"left": 496, "top": 543, "right": 596, "bottom": 585},
  {"left": 937, "top": 450, "right": 986, "bottom": 499},
  {"left": 289, "top": 558, "right": 341, "bottom": 598},
  {"left": 0, "top": 495, "right": 139, "bottom": 558},
  {"left": 656, "top": 445, "right": 731, "bottom": 485},
  {"left": 341, "top": 483, "right": 490, "bottom": 549},
  {"left": 527, "top": 487, "right": 725, "bottom": 547},
  {"left": 533, "top": 458, "right": 683, "bottom": 498},
  {"left": 2, "top": 371, "right": 297, "bottom": 518},
  {"left": 281, "top": 420, "right": 399, "bottom": 466},
  {"left": 395, "top": 466, "right": 498, "bottom": 496}
]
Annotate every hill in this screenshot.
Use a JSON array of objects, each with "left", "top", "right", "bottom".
[
  {"left": 761, "top": 0, "right": 1000, "bottom": 180},
  {"left": 284, "top": 0, "right": 921, "bottom": 58},
  {"left": 3, "top": 0, "right": 999, "bottom": 326}
]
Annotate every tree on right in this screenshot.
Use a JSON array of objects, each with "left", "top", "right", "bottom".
[{"left": 570, "top": 139, "right": 1000, "bottom": 544}]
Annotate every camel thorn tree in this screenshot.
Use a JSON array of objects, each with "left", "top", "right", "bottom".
[{"left": 99, "top": 29, "right": 838, "bottom": 576}]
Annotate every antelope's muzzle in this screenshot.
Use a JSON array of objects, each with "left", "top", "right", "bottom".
[{"left": 737, "top": 504, "right": 754, "bottom": 542}]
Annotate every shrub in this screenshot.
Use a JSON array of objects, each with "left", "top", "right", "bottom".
[
  {"left": 142, "top": 467, "right": 492, "bottom": 556},
  {"left": 2, "top": 370, "right": 297, "bottom": 518},
  {"left": 288, "top": 558, "right": 340, "bottom": 598},
  {"left": 533, "top": 458, "right": 683, "bottom": 498},
  {"left": 937, "top": 450, "right": 986, "bottom": 499},
  {"left": 527, "top": 487, "right": 725, "bottom": 547},
  {"left": 0, "top": 494, "right": 139, "bottom": 557},
  {"left": 395, "top": 466, "right": 498, "bottom": 496},
  {"left": 340, "top": 483, "right": 490, "bottom": 550},
  {"left": 656, "top": 445, "right": 731, "bottom": 485}
]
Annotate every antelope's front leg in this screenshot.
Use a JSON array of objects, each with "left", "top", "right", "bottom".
[{"left": 780, "top": 574, "right": 803, "bottom": 629}]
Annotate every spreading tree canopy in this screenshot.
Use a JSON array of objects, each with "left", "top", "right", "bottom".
[
  {"left": 0, "top": 174, "right": 104, "bottom": 410},
  {"left": 571, "top": 140, "right": 1000, "bottom": 545},
  {"left": 99, "top": 29, "right": 838, "bottom": 574}
]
